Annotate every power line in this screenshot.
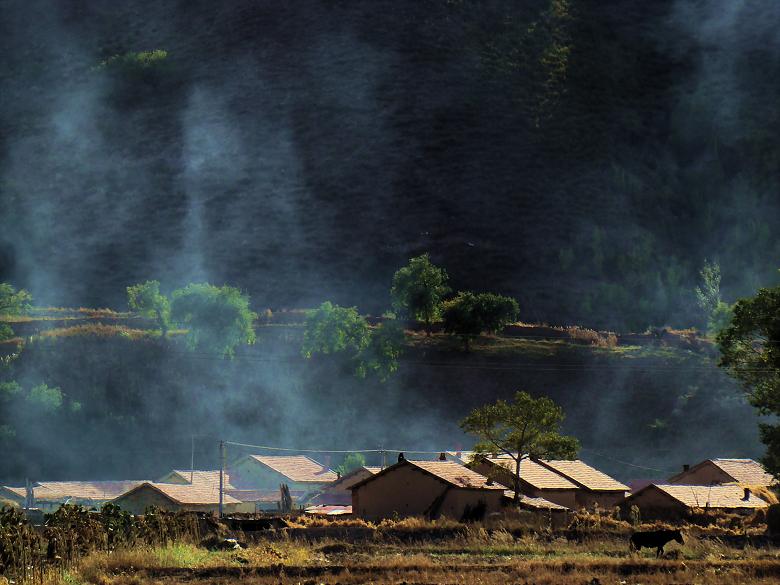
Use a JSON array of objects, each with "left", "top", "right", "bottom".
[
  {"left": 579, "top": 448, "right": 676, "bottom": 475},
  {"left": 223, "top": 440, "right": 452, "bottom": 455}
]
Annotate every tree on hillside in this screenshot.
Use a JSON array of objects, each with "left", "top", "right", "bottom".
[
  {"left": 335, "top": 452, "right": 366, "bottom": 477},
  {"left": 442, "top": 291, "right": 519, "bottom": 351},
  {"left": 302, "top": 302, "right": 404, "bottom": 380},
  {"left": 694, "top": 259, "right": 734, "bottom": 336},
  {"left": 127, "top": 280, "right": 170, "bottom": 335},
  {"left": 391, "top": 254, "right": 450, "bottom": 336},
  {"left": 355, "top": 319, "right": 406, "bottom": 381},
  {"left": 170, "top": 283, "right": 257, "bottom": 358},
  {"left": 717, "top": 283, "right": 780, "bottom": 476},
  {"left": 460, "top": 391, "right": 579, "bottom": 504},
  {"left": 0, "top": 283, "right": 32, "bottom": 341}
]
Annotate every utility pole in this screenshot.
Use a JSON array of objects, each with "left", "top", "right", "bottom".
[
  {"left": 190, "top": 435, "right": 195, "bottom": 483},
  {"left": 380, "top": 445, "right": 386, "bottom": 470},
  {"left": 218, "top": 440, "right": 225, "bottom": 518}
]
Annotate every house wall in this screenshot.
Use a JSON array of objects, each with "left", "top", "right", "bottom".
[
  {"left": 623, "top": 487, "right": 687, "bottom": 521},
  {"left": 575, "top": 491, "right": 627, "bottom": 510},
  {"left": 352, "top": 464, "right": 502, "bottom": 521},
  {"left": 113, "top": 487, "right": 239, "bottom": 515},
  {"left": 669, "top": 464, "right": 732, "bottom": 486},
  {"left": 524, "top": 487, "right": 578, "bottom": 509}
]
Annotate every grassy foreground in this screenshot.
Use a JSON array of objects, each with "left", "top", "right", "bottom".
[{"left": 46, "top": 527, "right": 780, "bottom": 585}]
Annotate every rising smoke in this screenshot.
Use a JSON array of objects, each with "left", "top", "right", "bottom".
[{"left": 0, "top": 0, "right": 777, "bottom": 483}]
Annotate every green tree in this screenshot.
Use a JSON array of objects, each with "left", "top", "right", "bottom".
[
  {"left": 127, "top": 280, "right": 170, "bottom": 335},
  {"left": 27, "top": 383, "right": 63, "bottom": 412},
  {"left": 460, "top": 391, "right": 579, "bottom": 504},
  {"left": 302, "top": 302, "right": 371, "bottom": 358},
  {"left": 442, "top": 291, "right": 519, "bottom": 351},
  {"left": 335, "top": 452, "right": 366, "bottom": 477},
  {"left": 0, "top": 283, "right": 32, "bottom": 341},
  {"left": 170, "top": 283, "right": 257, "bottom": 358},
  {"left": 695, "top": 259, "right": 727, "bottom": 334},
  {"left": 302, "top": 303, "right": 404, "bottom": 380},
  {"left": 708, "top": 301, "right": 734, "bottom": 336},
  {"left": 355, "top": 319, "right": 406, "bottom": 381},
  {"left": 717, "top": 284, "right": 780, "bottom": 476},
  {"left": 391, "top": 254, "right": 450, "bottom": 336}
]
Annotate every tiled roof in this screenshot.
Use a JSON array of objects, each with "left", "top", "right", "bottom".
[
  {"left": 711, "top": 459, "right": 776, "bottom": 486},
  {"left": 118, "top": 482, "right": 241, "bottom": 505},
  {"left": 249, "top": 455, "right": 337, "bottom": 483},
  {"left": 5, "top": 481, "right": 145, "bottom": 502},
  {"left": 163, "top": 470, "right": 237, "bottom": 489},
  {"left": 479, "top": 455, "right": 577, "bottom": 490},
  {"left": 641, "top": 484, "right": 769, "bottom": 509},
  {"left": 503, "top": 490, "right": 569, "bottom": 510},
  {"left": 538, "top": 460, "right": 629, "bottom": 492},
  {"left": 407, "top": 460, "right": 504, "bottom": 490}
]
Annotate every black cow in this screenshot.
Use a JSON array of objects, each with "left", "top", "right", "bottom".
[{"left": 629, "top": 529, "right": 684, "bottom": 558}]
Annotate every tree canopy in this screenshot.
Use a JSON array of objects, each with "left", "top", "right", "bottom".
[
  {"left": 391, "top": 254, "right": 450, "bottom": 335},
  {"left": 335, "top": 452, "right": 366, "bottom": 477},
  {"left": 0, "top": 283, "right": 32, "bottom": 341},
  {"left": 127, "top": 280, "right": 170, "bottom": 334},
  {"left": 442, "top": 291, "right": 519, "bottom": 350},
  {"left": 717, "top": 284, "right": 780, "bottom": 476},
  {"left": 170, "top": 283, "right": 257, "bottom": 358},
  {"left": 460, "top": 391, "right": 579, "bottom": 503},
  {"left": 302, "top": 302, "right": 404, "bottom": 381}
]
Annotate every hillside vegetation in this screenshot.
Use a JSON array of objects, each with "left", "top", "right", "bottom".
[{"left": 0, "top": 307, "right": 760, "bottom": 483}]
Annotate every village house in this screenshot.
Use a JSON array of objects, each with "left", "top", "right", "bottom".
[
  {"left": 112, "top": 482, "right": 241, "bottom": 515},
  {"left": 469, "top": 455, "right": 579, "bottom": 509},
  {"left": 535, "top": 459, "right": 629, "bottom": 509},
  {"left": 351, "top": 459, "right": 504, "bottom": 521},
  {"left": 227, "top": 455, "right": 337, "bottom": 501},
  {"left": 155, "top": 469, "right": 265, "bottom": 513},
  {"left": 502, "top": 490, "right": 571, "bottom": 528},
  {"left": 624, "top": 484, "right": 769, "bottom": 520},
  {"left": 308, "top": 466, "right": 382, "bottom": 506},
  {"left": 668, "top": 458, "right": 777, "bottom": 487},
  {"left": 0, "top": 481, "right": 144, "bottom": 512}
]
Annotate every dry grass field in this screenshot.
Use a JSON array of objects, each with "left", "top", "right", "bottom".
[{"left": 41, "top": 516, "right": 780, "bottom": 585}]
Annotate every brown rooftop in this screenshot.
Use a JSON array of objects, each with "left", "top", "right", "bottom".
[
  {"left": 249, "top": 455, "right": 337, "bottom": 483},
  {"left": 537, "top": 460, "right": 629, "bottom": 492},
  {"left": 4, "top": 481, "right": 146, "bottom": 502},
  {"left": 503, "top": 490, "right": 569, "bottom": 510},
  {"left": 162, "top": 470, "right": 237, "bottom": 489},
  {"left": 479, "top": 455, "right": 578, "bottom": 490},
  {"left": 710, "top": 459, "right": 776, "bottom": 486},
  {"left": 405, "top": 460, "right": 504, "bottom": 490},
  {"left": 117, "top": 482, "right": 241, "bottom": 506},
  {"left": 637, "top": 484, "right": 769, "bottom": 510}
]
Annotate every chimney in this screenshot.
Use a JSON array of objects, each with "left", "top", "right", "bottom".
[
  {"left": 439, "top": 452, "right": 447, "bottom": 461},
  {"left": 744, "top": 487, "right": 751, "bottom": 501},
  {"left": 682, "top": 464, "right": 690, "bottom": 472},
  {"left": 398, "top": 452, "right": 405, "bottom": 463}
]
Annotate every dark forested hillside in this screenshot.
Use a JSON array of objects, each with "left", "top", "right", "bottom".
[{"left": 1, "top": 0, "right": 778, "bottom": 331}]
